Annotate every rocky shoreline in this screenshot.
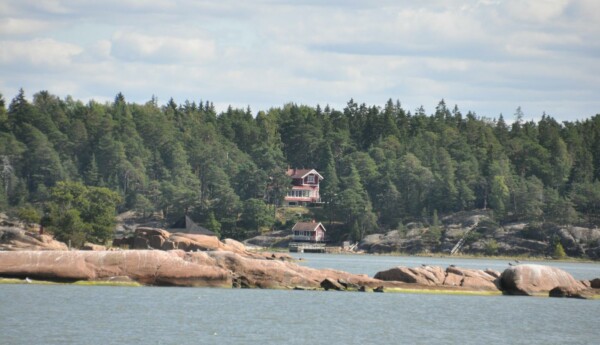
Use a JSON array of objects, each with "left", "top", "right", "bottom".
[
  {"left": 1, "top": 226, "right": 598, "bottom": 299},
  {"left": 358, "top": 210, "right": 600, "bottom": 259},
  {"left": 0, "top": 249, "right": 598, "bottom": 300}
]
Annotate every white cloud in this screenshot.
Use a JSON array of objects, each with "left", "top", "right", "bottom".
[
  {"left": 0, "top": 18, "right": 52, "bottom": 35},
  {"left": 0, "top": 0, "right": 598, "bottom": 121},
  {"left": 0, "top": 38, "right": 82, "bottom": 67},
  {"left": 110, "top": 31, "right": 216, "bottom": 64},
  {"left": 503, "top": 0, "right": 569, "bottom": 23}
]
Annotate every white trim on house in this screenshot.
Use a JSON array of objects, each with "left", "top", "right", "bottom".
[{"left": 300, "top": 169, "right": 324, "bottom": 180}]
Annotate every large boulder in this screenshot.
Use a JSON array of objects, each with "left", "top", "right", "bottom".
[
  {"left": 0, "top": 250, "right": 232, "bottom": 287},
  {"left": 500, "top": 264, "right": 587, "bottom": 296},
  {"left": 549, "top": 286, "right": 589, "bottom": 299},
  {"left": 443, "top": 266, "right": 499, "bottom": 290},
  {"left": 168, "top": 233, "right": 223, "bottom": 251},
  {"left": 374, "top": 265, "right": 500, "bottom": 291},
  {"left": 133, "top": 227, "right": 170, "bottom": 249},
  {"left": 129, "top": 227, "right": 251, "bottom": 255},
  {"left": 0, "top": 227, "right": 68, "bottom": 251},
  {"left": 374, "top": 265, "right": 445, "bottom": 285},
  {"left": 321, "top": 278, "right": 344, "bottom": 291},
  {"left": 560, "top": 226, "right": 600, "bottom": 257},
  {"left": 556, "top": 228, "right": 585, "bottom": 256}
]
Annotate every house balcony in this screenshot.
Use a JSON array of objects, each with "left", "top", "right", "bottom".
[{"left": 283, "top": 196, "right": 321, "bottom": 206}]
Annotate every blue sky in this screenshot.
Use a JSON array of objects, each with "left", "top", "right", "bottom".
[{"left": 1, "top": 0, "right": 599, "bottom": 121}]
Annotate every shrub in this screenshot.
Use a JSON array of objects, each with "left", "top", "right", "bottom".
[
  {"left": 484, "top": 239, "right": 499, "bottom": 256},
  {"left": 553, "top": 242, "right": 567, "bottom": 259},
  {"left": 17, "top": 205, "right": 41, "bottom": 226}
]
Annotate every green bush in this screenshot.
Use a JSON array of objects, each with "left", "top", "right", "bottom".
[
  {"left": 484, "top": 239, "right": 499, "bottom": 255},
  {"left": 17, "top": 205, "right": 41, "bottom": 226},
  {"left": 553, "top": 242, "right": 567, "bottom": 259}
]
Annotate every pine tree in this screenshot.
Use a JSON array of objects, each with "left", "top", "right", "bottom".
[
  {"left": 205, "top": 211, "right": 221, "bottom": 238},
  {"left": 84, "top": 154, "right": 100, "bottom": 186}
]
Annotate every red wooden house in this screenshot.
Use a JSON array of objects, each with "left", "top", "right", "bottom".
[
  {"left": 292, "top": 221, "right": 326, "bottom": 242},
  {"left": 284, "top": 168, "right": 323, "bottom": 206}
]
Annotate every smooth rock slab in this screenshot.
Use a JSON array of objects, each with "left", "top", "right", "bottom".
[
  {"left": 374, "top": 265, "right": 500, "bottom": 291},
  {"left": 500, "top": 264, "right": 586, "bottom": 295},
  {"left": 0, "top": 228, "right": 68, "bottom": 251},
  {"left": 374, "top": 266, "right": 446, "bottom": 286},
  {"left": 0, "top": 250, "right": 232, "bottom": 287},
  {"left": 185, "top": 250, "right": 384, "bottom": 290},
  {"left": 0, "top": 249, "right": 387, "bottom": 290}
]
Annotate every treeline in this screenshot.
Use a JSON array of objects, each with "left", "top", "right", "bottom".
[{"left": 1, "top": 89, "right": 600, "bottom": 244}]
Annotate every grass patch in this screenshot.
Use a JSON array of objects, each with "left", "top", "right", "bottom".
[
  {"left": 0, "top": 277, "right": 141, "bottom": 287},
  {"left": 384, "top": 287, "right": 503, "bottom": 296},
  {"left": 73, "top": 280, "right": 142, "bottom": 287},
  {"left": 276, "top": 206, "right": 313, "bottom": 224},
  {"left": 0, "top": 278, "right": 59, "bottom": 285}
]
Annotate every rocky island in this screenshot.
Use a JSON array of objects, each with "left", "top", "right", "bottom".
[{"left": 1, "top": 226, "right": 598, "bottom": 299}]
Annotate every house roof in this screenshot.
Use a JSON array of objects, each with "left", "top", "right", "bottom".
[
  {"left": 169, "top": 215, "right": 215, "bottom": 236},
  {"left": 286, "top": 168, "right": 324, "bottom": 180},
  {"left": 292, "top": 221, "right": 326, "bottom": 232}
]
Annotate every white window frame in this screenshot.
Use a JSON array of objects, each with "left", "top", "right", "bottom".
[{"left": 288, "top": 190, "right": 311, "bottom": 198}]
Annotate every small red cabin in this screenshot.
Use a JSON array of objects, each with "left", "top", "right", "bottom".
[
  {"left": 292, "top": 221, "right": 326, "bottom": 242},
  {"left": 284, "top": 168, "right": 323, "bottom": 206}
]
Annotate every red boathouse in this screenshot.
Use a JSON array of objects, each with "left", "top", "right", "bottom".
[{"left": 291, "top": 221, "right": 326, "bottom": 242}]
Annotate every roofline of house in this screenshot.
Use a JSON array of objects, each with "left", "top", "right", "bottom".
[
  {"left": 292, "top": 222, "right": 326, "bottom": 232},
  {"left": 296, "top": 169, "right": 324, "bottom": 180}
]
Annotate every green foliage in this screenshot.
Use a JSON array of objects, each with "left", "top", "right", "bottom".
[
  {"left": 16, "top": 205, "right": 41, "bottom": 226},
  {"left": 571, "top": 181, "right": 600, "bottom": 225},
  {"left": 553, "top": 242, "right": 567, "bottom": 259},
  {"left": 2, "top": 89, "right": 599, "bottom": 244},
  {"left": 350, "top": 220, "right": 361, "bottom": 242},
  {"left": 132, "top": 193, "right": 154, "bottom": 218},
  {"left": 423, "top": 210, "right": 443, "bottom": 243},
  {"left": 205, "top": 211, "right": 221, "bottom": 238},
  {"left": 484, "top": 239, "right": 499, "bottom": 256},
  {"left": 240, "top": 198, "right": 275, "bottom": 232},
  {"left": 464, "top": 230, "right": 482, "bottom": 244},
  {"left": 489, "top": 173, "right": 510, "bottom": 217},
  {"left": 46, "top": 181, "right": 121, "bottom": 246}
]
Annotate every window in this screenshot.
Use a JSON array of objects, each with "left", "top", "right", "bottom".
[
  {"left": 307, "top": 175, "right": 315, "bottom": 183},
  {"left": 287, "top": 190, "right": 312, "bottom": 198}
]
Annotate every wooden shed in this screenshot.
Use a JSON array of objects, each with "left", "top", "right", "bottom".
[{"left": 291, "top": 221, "right": 326, "bottom": 242}]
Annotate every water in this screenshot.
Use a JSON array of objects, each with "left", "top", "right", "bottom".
[
  {"left": 1, "top": 255, "right": 599, "bottom": 345},
  {"left": 291, "top": 253, "right": 600, "bottom": 280}
]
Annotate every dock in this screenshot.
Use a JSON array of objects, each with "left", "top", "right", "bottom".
[{"left": 288, "top": 242, "right": 326, "bottom": 253}]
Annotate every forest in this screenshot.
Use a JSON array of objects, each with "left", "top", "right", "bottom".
[{"left": 1, "top": 89, "right": 600, "bottom": 246}]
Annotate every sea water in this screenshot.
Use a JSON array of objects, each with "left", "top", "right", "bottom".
[{"left": 1, "top": 255, "right": 598, "bottom": 345}]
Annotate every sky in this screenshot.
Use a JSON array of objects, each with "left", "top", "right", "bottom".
[{"left": 1, "top": 0, "right": 599, "bottom": 122}]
